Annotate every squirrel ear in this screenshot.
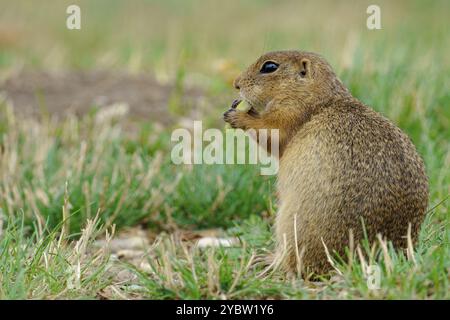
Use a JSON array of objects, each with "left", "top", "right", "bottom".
[{"left": 299, "top": 58, "right": 312, "bottom": 79}]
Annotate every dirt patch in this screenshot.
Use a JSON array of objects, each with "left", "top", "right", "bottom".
[
  {"left": 0, "top": 70, "right": 204, "bottom": 125},
  {"left": 92, "top": 227, "right": 231, "bottom": 299}
]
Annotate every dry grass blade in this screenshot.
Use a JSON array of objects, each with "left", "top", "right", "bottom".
[
  {"left": 376, "top": 234, "right": 392, "bottom": 276},
  {"left": 406, "top": 223, "right": 417, "bottom": 266},
  {"left": 321, "top": 238, "right": 343, "bottom": 276}
]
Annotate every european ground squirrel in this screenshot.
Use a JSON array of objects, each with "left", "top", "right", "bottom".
[{"left": 223, "top": 50, "right": 429, "bottom": 275}]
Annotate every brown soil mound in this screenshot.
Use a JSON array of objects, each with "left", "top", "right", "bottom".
[{"left": 0, "top": 70, "right": 204, "bottom": 124}]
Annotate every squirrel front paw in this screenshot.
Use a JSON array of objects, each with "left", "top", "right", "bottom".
[{"left": 223, "top": 108, "right": 246, "bottom": 129}]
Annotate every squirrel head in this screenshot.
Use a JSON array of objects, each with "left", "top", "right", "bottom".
[{"left": 233, "top": 50, "right": 350, "bottom": 113}]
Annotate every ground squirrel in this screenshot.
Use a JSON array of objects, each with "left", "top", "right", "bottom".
[{"left": 223, "top": 50, "right": 429, "bottom": 275}]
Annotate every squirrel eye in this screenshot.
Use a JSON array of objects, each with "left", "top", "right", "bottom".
[{"left": 260, "top": 61, "right": 279, "bottom": 74}]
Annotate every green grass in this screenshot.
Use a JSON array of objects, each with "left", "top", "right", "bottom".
[
  {"left": 0, "top": 212, "right": 112, "bottom": 299},
  {"left": 0, "top": 105, "right": 270, "bottom": 232},
  {"left": 0, "top": 0, "right": 449, "bottom": 299}
]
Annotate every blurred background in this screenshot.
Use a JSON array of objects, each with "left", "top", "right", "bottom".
[
  {"left": 1, "top": 0, "right": 448, "bottom": 116},
  {"left": 1, "top": 0, "right": 448, "bottom": 72}
]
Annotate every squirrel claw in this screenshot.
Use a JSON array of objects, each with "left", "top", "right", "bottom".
[
  {"left": 223, "top": 108, "right": 237, "bottom": 126},
  {"left": 223, "top": 108, "right": 239, "bottom": 129}
]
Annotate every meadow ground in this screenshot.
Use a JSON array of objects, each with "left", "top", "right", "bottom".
[{"left": 0, "top": 0, "right": 448, "bottom": 299}]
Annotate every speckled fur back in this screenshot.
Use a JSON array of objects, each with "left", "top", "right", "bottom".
[{"left": 277, "top": 97, "right": 428, "bottom": 274}]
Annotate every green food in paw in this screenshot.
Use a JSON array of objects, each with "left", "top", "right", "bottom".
[{"left": 236, "top": 100, "right": 252, "bottom": 112}]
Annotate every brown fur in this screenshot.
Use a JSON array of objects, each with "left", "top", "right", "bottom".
[{"left": 223, "top": 50, "right": 429, "bottom": 275}]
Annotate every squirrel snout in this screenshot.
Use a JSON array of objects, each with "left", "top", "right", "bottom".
[{"left": 233, "top": 77, "right": 241, "bottom": 90}]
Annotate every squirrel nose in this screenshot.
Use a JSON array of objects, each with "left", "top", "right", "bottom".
[{"left": 233, "top": 77, "right": 241, "bottom": 90}]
